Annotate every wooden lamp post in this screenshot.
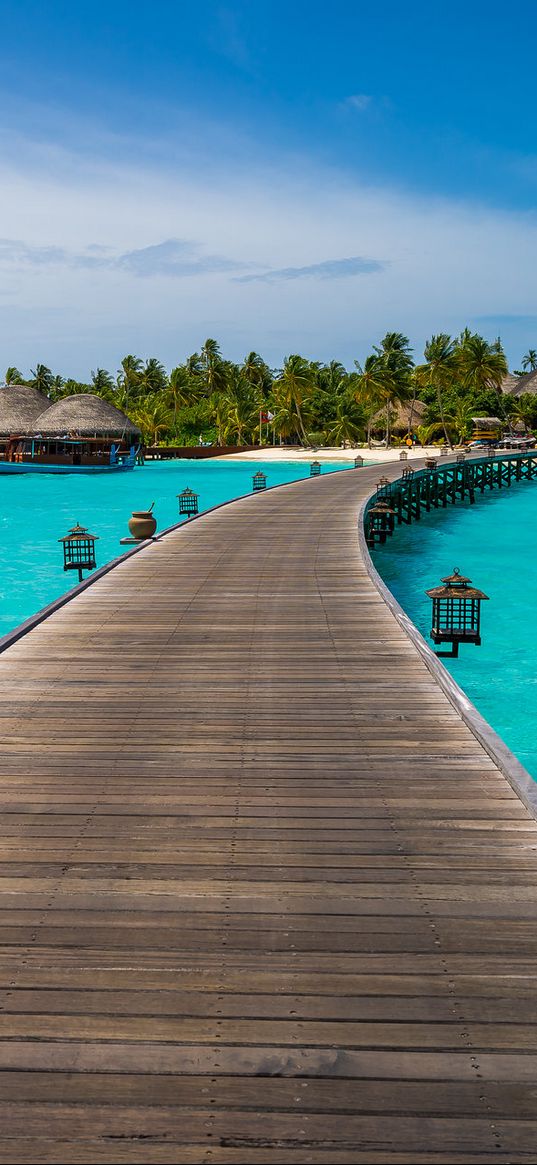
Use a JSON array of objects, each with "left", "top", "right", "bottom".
[{"left": 366, "top": 500, "right": 396, "bottom": 547}]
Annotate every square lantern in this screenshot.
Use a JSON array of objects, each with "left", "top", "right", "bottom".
[
  {"left": 402, "top": 464, "right": 414, "bottom": 479},
  {"left": 59, "top": 523, "right": 98, "bottom": 583},
  {"left": 177, "top": 487, "right": 199, "bottom": 518},
  {"left": 354, "top": 455, "right": 364, "bottom": 468},
  {"left": 366, "top": 500, "right": 396, "bottom": 547},
  {"left": 426, "top": 568, "right": 489, "bottom": 658},
  {"left": 399, "top": 449, "right": 408, "bottom": 460},
  {"left": 310, "top": 460, "right": 321, "bottom": 476},
  {"left": 376, "top": 475, "right": 391, "bottom": 498},
  {"left": 424, "top": 457, "right": 438, "bottom": 471},
  {"left": 252, "top": 471, "right": 267, "bottom": 492}
]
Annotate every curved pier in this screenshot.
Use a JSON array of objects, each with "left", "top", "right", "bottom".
[{"left": 1, "top": 463, "right": 537, "bottom": 1163}]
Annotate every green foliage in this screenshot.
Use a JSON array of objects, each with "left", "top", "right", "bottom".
[
  {"left": 4, "top": 367, "right": 24, "bottom": 385},
  {"left": 4, "top": 329, "right": 529, "bottom": 447}
]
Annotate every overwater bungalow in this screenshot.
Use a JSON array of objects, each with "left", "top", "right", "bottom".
[{"left": 0, "top": 392, "right": 141, "bottom": 473}]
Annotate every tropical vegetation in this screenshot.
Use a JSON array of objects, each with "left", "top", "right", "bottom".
[{"left": 4, "top": 330, "right": 535, "bottom": 447}]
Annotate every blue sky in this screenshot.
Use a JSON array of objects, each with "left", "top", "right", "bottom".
[{"left": 0, "top": 0, "right": 536, "bottom": 375}]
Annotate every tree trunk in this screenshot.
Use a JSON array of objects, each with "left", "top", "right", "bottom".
[
  {"left": 436, "top": 383, "right": 452, "bottom": 448},
  {"left": 295, "top": 402, "right": 308, "bottom": 445}
]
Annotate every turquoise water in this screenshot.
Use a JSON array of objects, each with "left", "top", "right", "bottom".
[
  {"left": 0, "top": 459, "right": 349, "bottom": 639},
  {"left": 372, "top": 478, "right": 537, "bottom": 779}
]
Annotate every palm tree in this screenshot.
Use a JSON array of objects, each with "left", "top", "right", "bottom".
[
  {"left": 168, "top": 366, "right": 195, "bottom": 427},
  {"left": 273, "top": 356, "right": 315, "bottom": 445},
  {"left": 326, "top": 392, "right": 365, "bottom": 446},
  {"left": 354, "top": 354, "right": 391, "bottom": 447},
  {"left": 427, "top": 397, "right": 475, "bottom": 444},
  {"left": 30, "top": 364, "right": 54, "bottom": 396},
  {"left": 140, "top": 358, "right": 168, "bottom": 395},
  {"left": 317, "top": 360, "right": 347, "bottom": 394},
  {"left": 242, "top": 351, "right": 271, "bottom": 396},
  {"left": 117, "top": 356, "right": 143, "bottom": 411},
  {"left": 130, "top": 396, "right": 172, "bottom": 445},
  {"left": 198, "top": 339, "right": 229, "bottom": 407},
  {"left": 417, "top": 335, "right": 458, "bottom": 448},
  {"left": 91, "top": 368, "right": 115, "bottom": 399},
  {"left": 504, "top": 393, "right": 537, "bottom": 431},
  {"left": 4, "top": 366, "right": 24, "bottom": 385},
  {"left": 459, "top": 334, "right": 508, "bottom": 396},
  {"left": 522, "top": 349, "right": 537, "bottom": 372},
  {"left": 372, "top": 332, "right": 413, "bottom": 445},
  {"left": 224, "top": 372, "right": 259, "bottom": 445},
  {"left": 185, "top": 352, "right": 202, "bottom": 378}
]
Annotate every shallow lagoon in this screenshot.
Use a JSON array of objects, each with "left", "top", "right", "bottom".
[
  {"left": 0, "top": 458, "right": 348, "bottom": 639},
  {"left": 372, "top": 477, "right": 537, "bottom": 780}
]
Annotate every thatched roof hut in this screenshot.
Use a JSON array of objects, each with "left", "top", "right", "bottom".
[
  {"left": 371, "top": 398, "right": 427, "bottom": 433},
  {"left": 500, "top": 373, "right": 521, "bottom": 395},
  {"left": 31, "top": 394, "right": 141, "bottom": 439},
  {"left": 471, "top": 416, "right": 503, "bottom": 429},
  {"left": 502, "top": 371, "right": 537, "bottom": 398},
  {"left": 0, "top": 384, "right": 52, "bottom": 437}
]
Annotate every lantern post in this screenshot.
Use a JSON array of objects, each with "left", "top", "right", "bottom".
[
  {"left": 426, "top": 568, "right": 489, "bottom": 658},
  {"left": 59, "top": 523, "right": 99, "bottom": 584},
  {"left": 252, "top": 471, "right": 267, "bottom": 492},
  {"left": 366, "top": 500, "right": 396, "bottom": 547},
  {"left": 177, "top": 488, "right": 199, "bottom": 519}
]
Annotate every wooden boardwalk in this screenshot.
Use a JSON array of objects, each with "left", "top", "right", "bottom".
[{"left": 0, "top": 464, "right": 537, "bottom": 1163}]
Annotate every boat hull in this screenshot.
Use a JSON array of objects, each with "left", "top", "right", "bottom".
[{"left": 0, "top": 462, "right": 136, "bottom": 474}]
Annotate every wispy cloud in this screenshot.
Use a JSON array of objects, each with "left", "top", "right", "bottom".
[
  {"left": 0, "top": 237, "right": 244, "bottom": 279},
  {"left": 0, "top": 239, "right": 70, "bottom": 266},
  {"left": 236, "top": 256, "right": 385, "bottom": 284},
  {"left": 1, "top": 111, "right": 537, "bottom": 373},
  {"left": 344, "top": 94, "right": 372, "bottom": 112},
  {"left": 115, "top": 239, "right": 242, "bottom": 277}
]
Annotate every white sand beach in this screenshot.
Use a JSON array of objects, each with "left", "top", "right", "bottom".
[{"left": 215, "top": 445, "right": 451, "bottom": 464}]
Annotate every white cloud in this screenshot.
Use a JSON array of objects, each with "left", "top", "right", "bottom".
[
  {"left": 236, "top": 257, "right": 385, "bottom": 283},
  {"left": 344, "top": 94, "right": 372, "bottom": 112},
  {"left": 0, "top": 120, "right": 536, "bottom": 374}
]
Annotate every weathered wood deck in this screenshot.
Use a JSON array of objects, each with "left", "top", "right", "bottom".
[{"left": 1, "top": 464, "right": 537, "bottom": 1163}]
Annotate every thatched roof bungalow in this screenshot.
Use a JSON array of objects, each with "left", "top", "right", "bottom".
[
  {"left": 31, "top": 394, "right": 141, "bottom": 440},
  {"left": 0, "top": 384, "right": 51, "bottom": 437},
  {"left": 371, "top": 399, "right": 427, "bottom": 434},
  {"left": 502, "top": 371, "right": 537, "bottom": 398}
]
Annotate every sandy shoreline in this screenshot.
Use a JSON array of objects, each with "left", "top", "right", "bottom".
[{"left": 214, "top": 445, "right": 450, "bottom": 464}]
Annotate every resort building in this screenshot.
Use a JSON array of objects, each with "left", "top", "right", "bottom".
[
  {"left": 0, "top": 383, "right": 52, "bottom": 441},
  {"left": 29, "top": 393, "right": 141, "bottom": 442},
  {"left": 502, "top": 370, "right": 537, "bottom": 397},
  {"left": 371, "top": 398, "right": 427, "bottom": 437}
]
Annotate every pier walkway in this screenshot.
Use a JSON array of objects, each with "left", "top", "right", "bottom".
[{"left": 1, "top": 465, "right": 537, "bottom": 1163}]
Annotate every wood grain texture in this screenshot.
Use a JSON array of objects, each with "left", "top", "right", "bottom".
[{"left": 0, "top": 464, "right": 536, "bottom": 1163}]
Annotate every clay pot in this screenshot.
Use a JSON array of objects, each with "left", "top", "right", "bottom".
[{"left": 128, "top": 510, "right": 157, "bottom": 540}]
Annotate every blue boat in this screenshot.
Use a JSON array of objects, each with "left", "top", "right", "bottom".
[{"left": 0, "top": 436, "right": 139, "bottom": 473}]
